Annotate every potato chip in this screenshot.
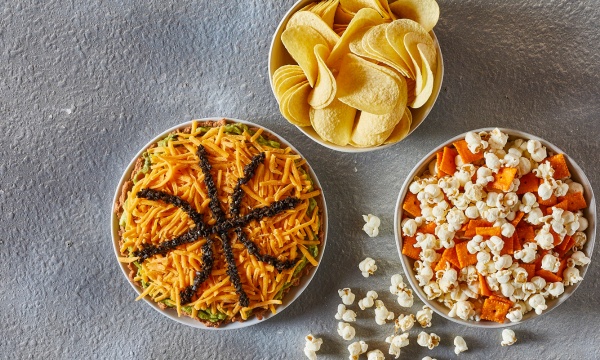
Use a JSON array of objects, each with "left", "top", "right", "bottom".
[
  {"left": 328, "top": 8, "right": 385, "bottom": 70},
  {"left": 389, "top": 0, "right": 439, "bottom": 32},
  {"left": 287, "top": 11, "right": 341, "bottom": 49},
  {"left": 281, "top": 25, "right": 329, "bottom": 87},
  {"left": 385, "top": 19, "right": 432, "bottom": 78},
  {"left": 349, "top": 26, "right": 380, "bottom": 59},
  {"left": 337, "top": 54, "right": 400, "bottom": 114},
  {"left": 380, "top": 0, "right": 397, "bottom": 20},
  {"left": 363, "top": 24, "right": 412, "bottom": 77},
  {"left": 308, "top": 44, "right": 337, "bottom": 109},
  {"left": 408, "top": 40, "right": 436, "bottom": 108},
  {"left": 280, "top": 81, "right": 312, "bottom": 126},
  {"left": 309, "top": 98, "right": 357, "bottom": 145},
  {"left": 275, "top": 73, "right": 308, "bottom": 101},
  {"left": 320, "top": 0, "right": 340, "bottom": 28},
  {"left": 515, "top": 172, "right": 539, "bottom": 194},
  {"left": 384, "top": 107, "right": 411, "bottom": 144},
  {"left": 340, "top": 0, "right": 390, "bottom": 18},
  {"left": 334, "top": 4, "right": 356, "bottom": 25}
]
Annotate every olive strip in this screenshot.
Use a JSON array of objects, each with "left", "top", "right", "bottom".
[
  {"left": 137, "top": 188, "right": 209, "bottom": 231},
  {"left": 196, "top": 145, "right": 226, "bottom": 223},
  {"left": 132, "top": 229, "right": 203, "bottom": 262},
  {"left": 179, "top": 238, "right": 215, "bottom": 305},
  {"left": 229, "top": 152, "right": 265, "bottom": 218},
  {"left": 235, "top": 227, "right": 297, "bottom": 273},
  {"left": 220, "top": 231, "right": 250, "bottom": 308}
]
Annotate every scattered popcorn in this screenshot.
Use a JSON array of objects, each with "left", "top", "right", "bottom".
[
  {"left": 414, "top": 261, "right": 435, "bottom": 286},
  {"left": 422, "top": 357, "right": 437, "bottom": 360},
  {"left": 416, "top": 305, "right": 434, "bottom": 328},
  {"left": 417, "top": 332, "right": 440, "bottom": 350},
  {"left": 304, "top": 334, "right": 323, "bottom": 360},
  {"left": 337, "top": 322, "right": 356, "bottom": 341},
  {"left": 338, "top": 288, "right": 356, "bottom": 305},
  {"left": 358, "top": 291, "right": 378, "bottom": 310},
  {"left": 389, "top": 274, "right": 414, "bottom": 307},
  {"left": 374, "top": 300, "right": 394, "bottom": 325},
  {"left": 395, "top": 314, "right": 416, "bottom": 332},
  {"left": 359, "top": 258, "right": 377, "bottom": 277},
  {"left": 454, "top": 336, "right": 468, "bottom": 355},
  {"left": 366, "top": 350, "right": 385, "bottom": 360},
  {"left": 385, "top": 332, "right": 409, "bottom": 359},
  {"left": 423, "top": 281, "right": 442, "bottom": 300},
  {"left": 348, "top": 341, "right": 368, "bottom": 360},
  {"left": 363, "top": 214, "right": 381, "bottom": 237},
  {"left": 501, "top": 329, "right": 517, "bottom": 346},
  {"left": 335, "top": 304, "right": 357, "bottom": 322}
]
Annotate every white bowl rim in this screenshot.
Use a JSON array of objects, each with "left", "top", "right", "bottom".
[
  {"left": 110, "top": 117, "right": 329, "bottom": 330},
  {"left": 393, "top": 127, "right": 596, "bottom": 328},
  {"left": 267, "top": 0, "right": 445, "bottom": 153}
]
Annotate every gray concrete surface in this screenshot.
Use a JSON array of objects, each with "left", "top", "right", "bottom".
[{"left": 0, "top": 0, "right": 599, "bottom": 359}]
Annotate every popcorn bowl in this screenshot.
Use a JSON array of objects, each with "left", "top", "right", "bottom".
[
  {"left": 268, "top": 0, "right": 444, "bottom": 153},
  {"left": 393, "top": 128, "right": 596, "bottom": 328}
]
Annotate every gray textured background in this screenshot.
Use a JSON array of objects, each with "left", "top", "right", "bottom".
[{"left": 0, "top": 0, "right": 599, "bottom": 359}]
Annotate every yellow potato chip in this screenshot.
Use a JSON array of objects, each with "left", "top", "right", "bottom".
[
  {"left": 389, "top": 0, "right": 439, "bottom": 32},
  {"left": 380, "top": 0, "right": 397, "bottom": 20},
  {"left": 275, "top": 73, "right": 308, "bottom": 101},
  {"left": 403, "top": 32, "right": 435, "bottom": 95},
  {"left": 334, "top": 5, "right": 356, "bottom": 25},
  {"left": 279, "top": 81, "right": 308, "bottom": 124},
  {"left": 286, "top": 82, "right": 313, "bottom": 126},
  {"left": 348, "top": 26, "right": 376, "bottom": 58},
  {"left": 308, "top": 44, "right": 337, "bottom": 109},
  {"left": 411, "top": 42, "right": 435, "bottom": 108},
  {"left": 320, "top": 0, "right": 340, "bottom": 28},
  {"left": 281, "top": 25, "right": 329, "bottom": 87},
  {"left": 350, "top": 70, "right": 407, "bottom": 146},
  {"left": 336, "top": 54, "right": 400, "bottom": 115},
  {"left": 384, "top": 107, "right": 411, "bottom": 144},
  {"left": 363, "top": 24, "right": 411, "bottom": 77},
  {"left": 340, "top": 0, "right": 390, "bottom": 18},
  {"left": 327, "top": 8, "right": 385, "bottom": 70},
  {"left": 385, "top": 19, "right": 432, "bottom": 78},
  {"left": 309, "top": 98, "right": 357, "bottom": 146},
  {"left": 287, "top": 11, "right": 341, "bottom": 49}
]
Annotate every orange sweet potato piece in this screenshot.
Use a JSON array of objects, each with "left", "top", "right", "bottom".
[
  {"left": 402, "top": 192, "right": 421, "bottom": 218},
  {"left": 453, "top": 140, "right": 484, "bottom": 164},
  {"left": 535, "top": 269, "right": 562, "bottom": 283},
  {"left": 440, "top": 147, "right": 459, "bottom": 175},
  {"left": 544, "top": 153, "right": 570, "bottom": 179},
  {"left": 401, "top": 236, "right": 421, "bottom": 260},
  {"left": 455, "top": 241, "right": 478, "bottom": 268},
  {"left": 559, "top": 191, "right": 587, "bottom": 211},
  {"left": 516, "top": 172, "right": 539, "bottom": 194},
  {"left": 476, "top": 227, "right": 502, "bottom": 237},
  {"left": 481, "top": 298, "right": 510, "bottom": 323},
  {"left": 489, "top": 167, "right": 518, "bottom": 192}
]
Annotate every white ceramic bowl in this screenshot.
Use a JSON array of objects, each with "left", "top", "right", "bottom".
[
  {"left": 110, "top": 117, "right": 328, "bottom": 330},
  {"left": 394, "top": 128, "right": 596, "bottom": 328},
  {"left": 268, "top": 0, "right": 444, "bottom": 153}
]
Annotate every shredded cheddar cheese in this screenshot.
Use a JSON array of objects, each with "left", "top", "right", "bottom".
[{"left": 118, "top": 122, "right": 322, "bottom": 323}]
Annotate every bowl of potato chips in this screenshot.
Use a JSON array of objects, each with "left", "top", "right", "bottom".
[{"left": 269, "top": 0, "right": 444, "bottom": 152}]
